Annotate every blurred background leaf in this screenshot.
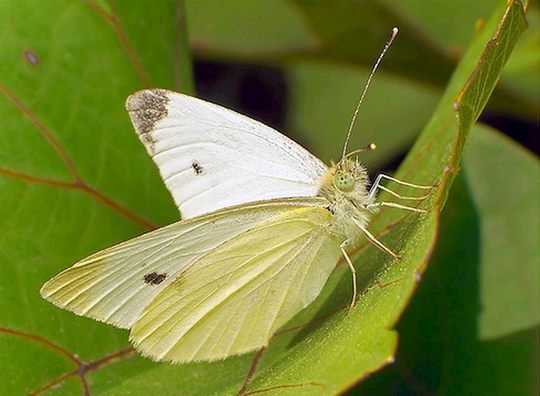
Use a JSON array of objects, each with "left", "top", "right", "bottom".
[
  {"left": 355, "top": 125, "right": 539, "bottom": 396},
  {"left": 187, "top": 0, "right": 538, "bottom": 166}
]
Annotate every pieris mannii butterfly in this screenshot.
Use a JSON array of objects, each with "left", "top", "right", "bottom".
[{"left": 41, "top": 28, "right": 431, "bottom": 363}]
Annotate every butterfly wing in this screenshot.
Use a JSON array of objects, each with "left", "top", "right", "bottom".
[
  {"left": 126, "top": 89, "right": 327, "bottom": 219},
  {"left": 130, "top": 202, "right": 341, "bottom": 363},
  {"left": 40, "top": 198, "right": 339, "bottom": 341}
]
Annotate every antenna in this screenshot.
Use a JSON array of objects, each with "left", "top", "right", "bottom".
[
  {"left": 345, "top": 143, "right": 377, "bottom": 159},
  {"left": 341, "top": 27, "right": 399, "bottom": 160}
]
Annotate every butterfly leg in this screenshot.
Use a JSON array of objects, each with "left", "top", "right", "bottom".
[
  {"left": 366, "top": 201, "right": 426, "bottom": 213},
  {"left": 340, "top": 240, "right": 357, "bottom": 311},
  {"left": 375, "top": 185, "right": 430, "bottom": 201},
  {"left": 352, "top": 217, "right": 400, "bottom": 259},
  {"left": 368, "top": 174, "right": 432, "bottom": 201}
]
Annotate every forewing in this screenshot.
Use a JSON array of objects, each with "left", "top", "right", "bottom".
[
  {"left": 126, "top": 89, "right": 327, "bottom": 219},
  {"left": 130, "top": 206, "right": 342, "bottom": 363},
  {"left": 41, "top": 198, "right": 329, "bottom": 329}
]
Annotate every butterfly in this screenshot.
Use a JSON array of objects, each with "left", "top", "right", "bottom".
[{"left": 40, "top": 28, "right": 431, "bottom": 363}]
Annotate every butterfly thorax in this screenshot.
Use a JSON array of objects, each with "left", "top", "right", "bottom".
[{"left": 317, "top": 158, "right": 375, "bottom": 247}]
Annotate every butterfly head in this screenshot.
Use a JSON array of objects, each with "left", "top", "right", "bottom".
[
  {"left": 334, "top": 170, "right": 355, "bottom": 193},
  {"left": 318, "top": 157, "right": 370, "bottom": 206},
  {"left": 328, "top": 142, "right": 376, "bottom": 199}
]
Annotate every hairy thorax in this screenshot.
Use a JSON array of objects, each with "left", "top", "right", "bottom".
[{"left": 317, "top": 158, "right": 376, "bottom": 248}]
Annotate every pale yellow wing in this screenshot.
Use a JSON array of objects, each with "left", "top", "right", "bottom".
[
  {"left": 40, "top": 198, "right": 331, "bottom": 330},
  {"left": 130, "top": 205, "right": 342, "bottom": 363}
]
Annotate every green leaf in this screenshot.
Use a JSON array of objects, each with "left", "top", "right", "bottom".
[
  {"left": 380, "top": 0, "right": 498, "bottom": 54},
  {"left": 455, "top": 2, "right": 528, "bottom": 139},
  {"left": 185, "top": 0, "right": 319, "bottom": 58},
  {"left": 0, "top": 1, "right": 530, "bottom": 395},
  {"left": 0, "top": 0, "right": 188, "bottom": 393},
  {"left": 188, "top": 0, "right": 537, "bottom": 125},
  {"left": 355, "top": 125, "right": 539, "bottom": 395},
  {"left": 463, "top": 127, "right": 540, "bottom": 339},
  {"left": 498, "top": 2, "right": 540, "bottom": 115},
  {"left": 378, "top": 0, "right": 538, "bottom": 119}
]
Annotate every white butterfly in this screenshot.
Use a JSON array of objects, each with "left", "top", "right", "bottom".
[
  {"left": 40, "top": 28, "right": 432, "bottom": 363},
  {"left": 41, "top": 88, "right": 430, "bottom": 363}
]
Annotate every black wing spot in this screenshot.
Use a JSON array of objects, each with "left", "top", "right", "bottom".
[
  {"left": 191, "top": 161, "right": 203, "bottom": 175},
  {"left": 144, "top": 272, "right": 167, "bottom": 285}
]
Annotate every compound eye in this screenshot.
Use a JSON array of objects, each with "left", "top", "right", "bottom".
[{"left": 334, "top": 171, "right": 355, "bottom": 192}]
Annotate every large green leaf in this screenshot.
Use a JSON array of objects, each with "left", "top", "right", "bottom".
[
  {"left": 0, "top": 0, "right": 187, "bottom": 393},
  {"left": 0, "top": 1, "right": 529, "bottom": 395},
  {"left": 355, "top": 125, "right": 539, "bottom": 395},
  {"left": 464, "top": 128, "right": 539, "bottom": 339}
]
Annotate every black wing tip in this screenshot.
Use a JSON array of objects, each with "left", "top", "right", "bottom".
[
  {"left": 126, "top": 88, "right": 170, "bottom": 110},
  {"left": 126, "top": 89, "right": 171, "bottom": 137}
]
